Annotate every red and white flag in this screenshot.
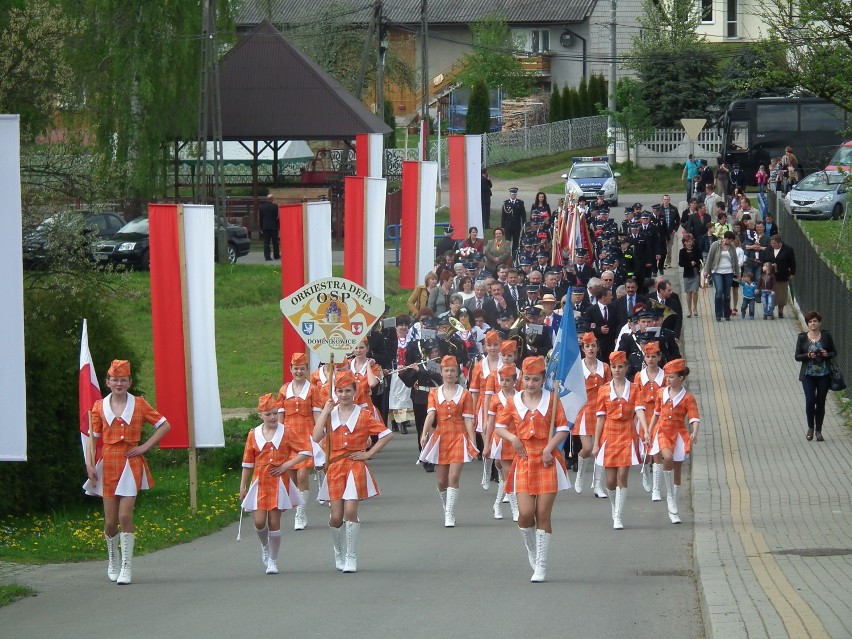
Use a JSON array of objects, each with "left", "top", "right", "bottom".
[
  {"left": 448, "top": 134, "right": 483, "bottom": 238},
  {"left": 344, "top": 176, "right": 387, "bottom": 301},
  {"left": 149, "top": 203, "right": 224, "bottom": 449},
  {"left": 356, "top": 133, "right": 384, "bottom": 178},
  {"left": 400, "top": 161, "right": 438, "bottom": 289},
  {"left": 78, "top": 319, "right": 103, "bottom": 465}
]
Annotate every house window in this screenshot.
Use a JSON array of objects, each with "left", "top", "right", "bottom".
[
  {"left": 528, "top": 29, "right": 550, "bottom": 53},
  {"left": 726, "top": 0, "right": 738, "bottom": 37},
  {"left": 699, "top": 0, "right": 713, "bottom": 23}
]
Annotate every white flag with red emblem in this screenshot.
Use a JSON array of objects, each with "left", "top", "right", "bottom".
[{"left": 79, "top": 319, "right": 103, "bottom": 465}]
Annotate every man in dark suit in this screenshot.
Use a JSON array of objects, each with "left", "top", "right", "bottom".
[
  {"left": 658, "top": 194, "right": 680, "bottom": 269},
  {"left": 638, "top": 211, "right": 662, "bottom": 280},
  {"left": 482, "top": 281, "right": 517, "bottom": 328},
  {"left": 647, "top": 278, "right": 683, "bottom": 339},
  {"left": 571, "top": 248, "right": 595, "bottom": 287},
  {"left": 582, "top": 286, "right": 616, "bottom": 358},
  {"left": 567, "top": 286, "right": 590, "bottom": 321},
  {"left": 435, "top": 224, "right": 456, "bottom": 257},
  {"left": 481, "top": 170, "right": 492, "bottom": 229},
  {"left": 501, "top": 187, "right": 526, "bottom": 255},
  {"left": 258, "top": 193, "right": 280, "bottom": 261},
  {"left": 611, "top": 277, "right": 648, "bottom": 331},
  {"left": 505, "top": 269, "right": 525, "bottom": 308}
]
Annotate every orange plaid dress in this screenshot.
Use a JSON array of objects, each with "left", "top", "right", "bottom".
[
  {"left": 649, "top": 387, "right": 699, "bottom": 462},
  {"left": 240, "top": 424, "right": 310, "bottom": 511},
  {"left": 496, "top": 392, "right": 571, "bottom": 495},
  {"left": 419, "top": 385, "right": 478, "bottom": 464},
  {"left": 90, "top": 394, "right": 166, "bottom": 498},
  {"left": 572, "top": 359, "right": 611, "bottom": 436},
  {"left": 317, "top": 405, "right": 391, "bottom": 501},
  {"left": 594, "top": 381, "right": 645, "bottom": 468},
  {"left": 486, "top": 391, "right": 516, "bottom": 461},
  {"left": 277, "top": 380, "right": 322, "bottom": 470},
  {"left": 350, "top": 358, "right": 384, "bottom": 420},
  {"left": 469, "top": 356, "right": 502, "bottom": 433}
]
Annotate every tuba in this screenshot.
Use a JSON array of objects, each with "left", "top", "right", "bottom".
[{"left": 507, "top": 314, "right": 526, "bottom": 355}]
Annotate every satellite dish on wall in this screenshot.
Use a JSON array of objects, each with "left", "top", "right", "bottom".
[{"left": 560, "top": 31, "right": 574, "bottom": 48}]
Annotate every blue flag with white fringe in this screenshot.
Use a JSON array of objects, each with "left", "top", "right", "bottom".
[{"left": 544, "top": 317, "right": 587, "bottom": 429}]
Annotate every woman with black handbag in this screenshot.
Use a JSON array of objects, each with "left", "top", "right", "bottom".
[{"left": 794, "top": 311, "right": 838, "bottom": 441}]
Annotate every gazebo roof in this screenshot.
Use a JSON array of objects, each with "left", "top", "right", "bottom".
[{"left": 216, "top": 20, "right": 391, "bottom": 140}]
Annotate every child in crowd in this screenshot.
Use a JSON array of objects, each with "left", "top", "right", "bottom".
[
  {"left": 759, "top": 263, "right": 777, "bottom": 320},
  {"left": 755, "top": 165, "right": 768, "bottom": 195},
  {"left": 739, "top": 272, "right": 757, "bottom": 320},
  {"left": 698, "top": 222, "right": 715, "bottom": 262}
]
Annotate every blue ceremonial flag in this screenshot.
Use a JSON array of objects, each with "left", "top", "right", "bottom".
[{"left": 544, "top": 316, "right": 587, "bottom": 426}]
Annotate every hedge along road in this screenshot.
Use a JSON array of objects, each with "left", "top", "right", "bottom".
[{"left": 0, "top": 435, "right": 701, "bottom": 638}]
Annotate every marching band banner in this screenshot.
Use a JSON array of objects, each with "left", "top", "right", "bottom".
[
  {"left": 448, "top": 135, "right": 482, "bottom": 239},
  {"left": 355, "top": 133, "right": 383, "bottom": 178},
  {"left": 344, "top": 176, "right": 386, "bottom": 302},
  {"left": 149, "top": 203, "right": 224, "bottom": 449},
  {"left": 0, "top": 115, "right": 27, "bottom": 461},
  {"left": 400, "top": 160, "right": 438, "bottom": 289},
  {"left": 281, "top": 277, "right": 385, "bottom": 363},
  {"left": 280, "top": 201, "right": 332, "bottom": 373}
]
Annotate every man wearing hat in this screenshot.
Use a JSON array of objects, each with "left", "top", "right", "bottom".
[
  {"left": 519, "top": 283, "right": 540, "bottom": 311},
  {"left": 568, "top": 286, "right": 590, "bottom": 319},
  {"left": 572, "top": 247, "right": 594, "bottom": 287},
  {"left": 521, "top": 305, "right": 553, "bottom": 358},
  {"left": 501, "top": 187, "right": 527, "bottom": 256},
  {"left": 539, "top": 293, "right": 562, "bottom": 336},
  {"left": 435, "top": 225, "right": 456, "bottom": 257}
]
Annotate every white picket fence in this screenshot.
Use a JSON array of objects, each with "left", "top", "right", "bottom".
[{"left": 618, "top": 127, "right": 723, "bottom": 167}]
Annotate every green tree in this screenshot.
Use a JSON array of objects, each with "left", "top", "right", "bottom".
[
  {"left": 549, "top": 83, "right": 562, "bottom": 122},
  {"left": 454, "top": 15, "right": 533, "bottom": 98},
  {"left": 466, "top": 79, "right": 491, "bottom": 134},
  {"left": 383, "top": 98, "right": 397, "bottom": 148},
  {"left": 591, "top": 73, "right": 608, "bottom": 113},
  {"left": 603, "top": 78, "right": 655, "bottom": 170},
  {"left": 714, "top": 44, "right": 793, "bottom": 103},
  {"left": 758, "top": 0, "right": 852, "bottom": 112},
  {"left": 0, "top": 0, "right": 73, "bottom": 138},
  {"left": 630, "top": 0, "right": 715, "bottom": 126},
  {"left": 562, "top": 85, "right": 574, "bottom": 119},
  {"left": 578, "top": 76, "right": 591, "bottom": 116}
]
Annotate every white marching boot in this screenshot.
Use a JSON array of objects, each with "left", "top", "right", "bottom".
[
  {"left": 438, "top": 488, "right": 447, "bottom": 515},
  {"left": 593, "top": 465, "right": 609, "bottom": 498},
  {"left": 574, "top": 456, "right": 589, "bottom": 494},
  {"left": 105, "top": 534, "right": 120, "bottom": 582},
  {"left": 330, "top": 524, "right": 345, "bottom": 571},
  {"left": 117, "top": 532, "right": 134, "bottom": 584},
  {"left": 607, "top": 487, "right": 617, "bottom": 523},
  {"left": 342, "top": 521, "right": 360, "bottom": 573},
  {"left": 508, "top": 492, "right": 520, "bottom": 522},
  {"left": 613, "top": 487, "right": 626, "bottom": 530},
  {"left": 493, "top": 480, "right": 506, "bottom": 519},
  {"left": 294, "top": 490, "right": 309, "bottom": 530},
  {"left": 481, "top": 458, "right": 493, "bottom": 490},
  {"left": 651, "top": 463, "right": 663, "bottom": 501},
  {"left": 664, "top": 470, "right": 681, "bottom": 524},
  {"left": 642, "top": 463, "right": 652, "bottom": 493},
  {"left": 519, "top": 526, "right": 537, "bottom": 569},
  {"left": 444, "top": 487, "right": 458, "bottom": 527},
  {"left": 530, "top": 530, "right": 551, "bottom": 583}
]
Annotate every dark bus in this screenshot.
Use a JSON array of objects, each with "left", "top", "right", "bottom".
[{"left": 721, "top": 97, "right": 849, "bottom": 185}]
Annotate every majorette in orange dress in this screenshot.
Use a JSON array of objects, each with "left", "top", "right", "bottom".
[
  {"left": 573, "top": 359, "right": 611, "bottom": 436},
  {"left": 649, "top": 386, "right": 699, "bottom": 462},
  {"left": 419, "top": 385, "right": 478, "bottom": 464},
  {"left": 277, "top": 379, "right": 321, "bottom": 471},
  {"left": 317, "top": 405, "right": 392, "bottom": 501},
  {"left": 469, "top": 335, "right": 503, "bottom": 433},
  {"left": 486, "top": 391, "right": 516, "bottom": 461},
  {"left": 240, "top": 423, "right": 311, "bottom": 511},
  {"left": 495, "top": 392, "right": 572, "bottom": 495},
  {"left": 594, "top": 380, "right": 646, "bottom": 467},
  {"left": 86, "top": 394, "right": 166, "bottom": 498}
]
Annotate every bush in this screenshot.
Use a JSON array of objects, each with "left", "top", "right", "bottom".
[
  {"left": 0, "top": 282, "right": 141, "bottom": 516},
  {"left": 466, "top": 79, "right": 491, "bottom": 134}
]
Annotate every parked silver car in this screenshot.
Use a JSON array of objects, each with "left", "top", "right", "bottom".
[{"left": 786, "top": 171, "right": 849, "bottom": 220}]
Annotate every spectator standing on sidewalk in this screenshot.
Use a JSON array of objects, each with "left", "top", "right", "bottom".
[
  {"left": 794, "top": 311, "right": 837, "bottom": 442},
  {"left": 481, "top": 169, "right": 492, "bottom": 229},
  {"left": 259, "top": 193, "right": 280, "bottom": 261},
  {"left": 682, "top": 154, "right": 701, "bottom": 201},
  {"left": 702, "top": 231, "right": 740, "bottom": 322},
  {"left": 765, "top": 235, "right": 796, "bottom": 319}
]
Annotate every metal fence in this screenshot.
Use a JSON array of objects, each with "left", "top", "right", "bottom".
[
  {"left": 483, "top": 116, "right": 608, "bottom": 166},
  {"left": 769, "top": 190, "right": 851, "bottom": 396}
]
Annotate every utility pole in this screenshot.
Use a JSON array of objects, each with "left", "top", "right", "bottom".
[
  {"left": 607, "top": 0, "right": 617, "bottom": 158},
  {"left": 420, "top": 0, "right": 429, "bottom": 151},
  {"left": 196, "top": 0, "right": 228, "bottom": 263},
  {"left": 355, "top": 0, "right": 380, "bottom": 100},
  {"left": 376, "top": 4, "right": 387, "bottom": 124}
]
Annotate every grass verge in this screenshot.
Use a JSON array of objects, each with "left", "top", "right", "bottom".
[
  {"left": 800, "top": 220, "right": 852, "bottom": 281},
  {"left": 0, "top": 417, "right": 251, "bottom": 564},
  {"left": 0, "top": 584, "right": 36, "bottom": 607},
  {"left": 488, "top": 146, "right": 606, "bottom": 180}
]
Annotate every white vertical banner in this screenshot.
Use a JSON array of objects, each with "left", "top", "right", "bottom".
[
  {"left": 417, "top": 161, "right": 438, "bottom": 285},
  {"left": 305, "top": 201, "right": 333, "bottom": 371},
  {"left": 182, "top": 205, "right": 224, "bottom": 447},
  {"left": 365, "top": 133, "right": 384, "bottom": 178},
  {"left": 465, "top": 135, "right": 483, "bottom": 233},
  {"left": 419, "top": 121, "right": 427, "bottom": 162},
  {"left": 365, "top": 177, "right": 387, "bottom": 303},
  {"left": 0, "top": 115, "right": 27, "bottom": 461}
]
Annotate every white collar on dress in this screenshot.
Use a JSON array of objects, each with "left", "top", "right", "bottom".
[
  {"left": 253, "top": 423, "right": 284, "bottom": 449},
  {"left": 102, "top": 393, "right": 136, "bottom": 425},
  {"left": 609, "top": 379, "right": 632, "bottom": 401},
  {"left": 481, "top": 355, "right": 503, "bottom": 378},
  {"left": 662, "top": 386, "right": 686, "bottom": 407},
  {"left": 437, "top": 384, "right": 463, "bottom": 404},
  {"left": 512, "top": 389, "right": 550, "bottom": 419},
  {"left": 583, "top": 359, "right": 604, "bottom": 379},
  {"left": 350, "top": 359, "right": 369, "bottom": 375},
  {"left": 331, "top": 405, "right": 362, "bottom": 432},
  {"left": 285, "top": 380, "right": 309, "bottom": 400},
  {"left": 639, "top": 367, "right": 665, "bottom": 386}
]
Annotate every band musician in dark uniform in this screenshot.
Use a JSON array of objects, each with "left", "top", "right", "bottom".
[
  {"left": 501, "top": 187, "right": 526, "bottom": 257},
  {"left": 398, "top": 337, "right": 444, "bottom": 472}
]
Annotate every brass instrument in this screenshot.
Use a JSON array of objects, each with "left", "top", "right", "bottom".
[
  {"left": 507, "top": 314, "right": 526, "bottom": 355},
  {"left": 446, "top": 316, "right": 465, "bottom": 338},
  {"left": 649, "top": 299, "right": 677, "bottom": 322}
]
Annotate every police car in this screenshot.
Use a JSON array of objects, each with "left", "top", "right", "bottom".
[{"left": 561, "top": 156, "right": 620, "bottom": 206}]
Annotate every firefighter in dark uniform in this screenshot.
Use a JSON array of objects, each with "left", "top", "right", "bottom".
[
  {"left": 521, "top": 305, "right": 553, "bottom": 359},
  {"left": 501, "top": 187, "right": 527, "bottom": 257},
  {"left": 638, "top": 211, "right": 662, "bottom": 282}
]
